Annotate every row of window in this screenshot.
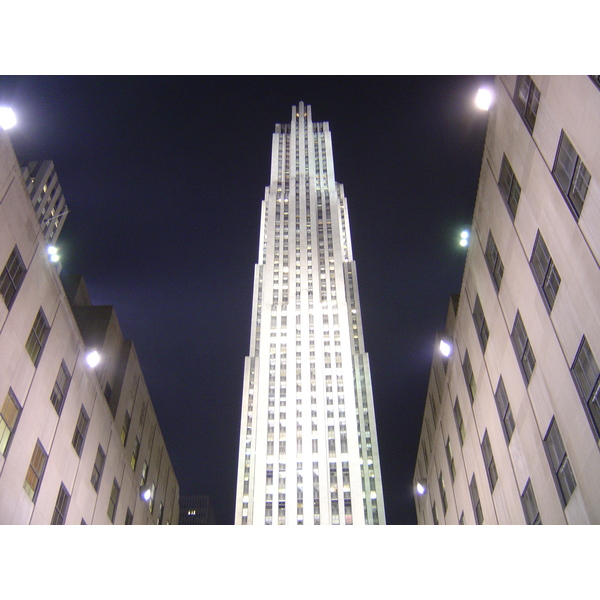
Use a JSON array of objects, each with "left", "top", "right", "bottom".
[{"left": 507, "top": 77, "right": 591, "bottom": 221}]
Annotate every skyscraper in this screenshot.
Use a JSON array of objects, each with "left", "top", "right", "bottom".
[
  {"left": 414, "top": 76, "right": 600, "bottom": 524},
  {"left": 234, "top": 102, "right": 385, "bottom": 525}
]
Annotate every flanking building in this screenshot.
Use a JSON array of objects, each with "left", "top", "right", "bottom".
[
  {"left": 414, "top": 76, "right": 600, "bottom": 524},
  {"left": 0, "top": 129, "right": 179, "bottom": 524},
  {"left": 234, "top": 103, "right": 385, "bottom": 525}
]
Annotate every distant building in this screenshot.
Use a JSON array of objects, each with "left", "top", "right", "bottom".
[
  {"left": 414, "top": 76, "right": 600, "bottom": 524},
  {"left": 234, "top": 103, "right": 385, "bottom": 525},
  {"left": 179, "top": 495, "right": 217, "bottom": 524},
  {"left": 1, "top": 130, "right": 179, "bottom": 524},
  {"left": 21, "top": 160, "right": 68, "bottom": 244}
]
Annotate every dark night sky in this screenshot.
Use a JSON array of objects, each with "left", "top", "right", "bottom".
[{"left": 1, "top": 75, "right": 493, "bottom": 524}]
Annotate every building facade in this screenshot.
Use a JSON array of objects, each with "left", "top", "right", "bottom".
[
  {"left": 414, "top": 76, "right": 600, "bottom": 524},
  {"left": 179, "top": 495, "right": 217, "bottom": 525},
  {"left": 234, "top": 103, "right": 385, "bottom": 525},
  {"left": 0, "top": 130, "right": 179, "bottom": 524}
]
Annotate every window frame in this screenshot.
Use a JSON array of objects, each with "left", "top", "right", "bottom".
[
  {"left": 552, "top": 130, "right": 591, "bottom": 220},
  {"left": 51, "top": 483, "right": 71, "bottom": 525},
  {"left": 513, "top": 75, "right": 541, "bottom": 133},
  {"left": 570, "top": 336, "right": 600, "bottom": 439},
  {"left": 72, "top": 405, "right": 90, "bottom": 456},
  {"left": 462, "top": 350, "right": 476, "bottom": 404},
  {"left": 543, "top": 418, "right": 576, "bottom": 507},
  {"left": 107, "top": 479, "right": 120, "bottom": 523},
  {"left": 469, "top": 474, "right": 483, "bottom": 525},
  {"left": 497, "top": 154, "right": 521, "bottom": 219},
  {"left": 90, "top": 445, "right": 106, "bottom": 492},
  {"left": 530, "top": 231, "right": 561, "bottom": 311},
  {"left": 494, "top": 376, "right": 515, "bottom": 443},
  {"left": 521, "top": 479, "right": 542, "bottom": 525},
  {"left": 510, "top": 311, "right": 536, "bottom": 385},
  {"left": 472, "top": 295, "right": 489, "bottom": 352},
  {"left": 481, "top": 431, "right": 498, "bottom": 492},
  {"left": 24, "top": 439, "right": 48, "bottom": 502},
  {"left": 50, "top": 360, "right": 72, "bottom": 416},
  {"left": 0, "top": 388, "right": 22, "bottom": 457},
  {"left": 25, "top": 308, "right": 50, "bottom": 367},
  {"left": 484, "top": 232, "right": 504, "bottom": 292},
  {"left": 0, "top": 245, "right": 27, "bottom": 310}
]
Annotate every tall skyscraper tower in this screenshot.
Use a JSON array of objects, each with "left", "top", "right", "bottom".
[{"left": 235, "top": 102, "right": 385, "bottom": 525}]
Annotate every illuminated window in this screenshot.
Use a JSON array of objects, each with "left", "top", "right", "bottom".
[
  {"left": 0, "top": 388, "right": 21, "bottom": 456},
  {"left": 24, "top": 440, "right": 48, "bottom": 502},
  {"left": 131, "top": 437, "right": 140, "bottom": 471},
  {"left": 120, "top": 411, "right": 131, "bottom": 446},
  {"left": 0, "top": 245, "right": 26, "bottom": 310}
]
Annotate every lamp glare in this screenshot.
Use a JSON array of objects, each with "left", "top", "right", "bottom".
[
  {"left": 416, "top": 482, "right": 426, "bottom": 495},
  {"left": 86, "top": 350, "right": 101, "bottom": 368},
  {"left": 475, "top": 88, "right": 493, "bottom": 111},
  {"left": 0, "top": 107, "right": 17, "bottom": 130},
  {"left": 439, "top": 340, "right": 452, "bottom": 357}
]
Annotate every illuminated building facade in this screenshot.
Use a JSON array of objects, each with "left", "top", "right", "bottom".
[
  {"left": 234, "top": 103, "right": 385, "bottom": 525},
  {"left": 414, "top": 76, "right": 600, "bottom": 524},
  {"left": 0, "top": 130, "right": 179, "bottom": 524}
]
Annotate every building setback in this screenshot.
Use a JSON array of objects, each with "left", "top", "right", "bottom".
[
  {"left": 414, "top": 76, "right": 600, "bottom": 524},
  {"left": 0, "top": 130, "right": 179, "bottom": 524},
  {"left": 234, "top": 103, "right": 385, "bottom": 525}
]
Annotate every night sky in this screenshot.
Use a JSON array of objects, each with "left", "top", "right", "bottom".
[{"left": 1, "top": 75, "right": 493, "bottom": 524}]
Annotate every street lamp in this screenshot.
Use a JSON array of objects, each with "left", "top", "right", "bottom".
[
  {"left": 475, "top": 88, "right": 493, "bottom": 111},
  {"left": 459, "top": 230, "right": 470, "bottom": 247},
  {"left": 416, "top": 479, "right": 428, "bottom": 495},
  {"left": 0, "top": 107, "right": 17, "bottom": 130},
  {"left": 85, "top": 350, "right": 101, "bottom": 368},
  {"left": 439, "top": 339, "right": 452, "bottom": 358},
  {"left": 140, "top": 485, "right": 152, "bottom": 502}
]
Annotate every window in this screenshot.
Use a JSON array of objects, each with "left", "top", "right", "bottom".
[
  {"left": 453, "top": 398, "right": 466, "bottom": 446},
  {"left": 438, "top": 472, "right": 448, "bottom": 515},
  {"left": 513, "top": 75, "right": 540, "bottom": 132},
  {"left": 462, "top": 350, "right": 476, "bottom": 403},
  {"left": 140, "top": 461, "right": 149, "bottom": 486},
  {"left": 90, "top": 445, "right": 106, "bottom": 492},
  {"left": 521, "top": 479, "right": 541, "bottom": 525},
  {"left": 107, "top": 479, "right": 120, "bottom": 523},
  {"left": 553, "top": 131, "right": 591, "bottom": 219},
  {"left": 445, "top": 437, "right": 456, "bottom": 483},
  {"left": 481, "top": 431, "right": 498, "bottom": 491},
  {"left": 50, "top": 361, "right": 71, "bottom": 415},
  {"left": 484, "top": 232, "right": 504, "bottom": 291},
  {"left": 530, "top": 231, "right": 561, "bottom": 311},
  {"left": 72, "top": 406, "right": 90, "bottom": 456},
  {"left": 131, "top": 437, "right": 140, "bottom": 471},
  {"left": 511, "top": 311, "right": 536, "bottom": 384},
  {"left": 120, "top": 411, "right": 131, "bottom": 446},
  {"left": 431, "top": 501, "right": 439, "bottom": 525},
  {"left": 51, "top": 483, "right": 71, "bottom": 525},
  {"left": 0, "top": 245, "right": 26, "bottom": 310},
  {"left": 25, "top": 309, "right": 50, "bottom": 366},
  {"left": 0, "top": 388, "right": 21, "bottom": 456},
  {"left": 24, "top": 440, "right": 48, "bottom": 502},
  {"left": 494, "top": 377, "right": 516, "bottom": 443},
  {"left": 544, "top": 418, "right": 576, "bottom": 506},
  {"left": 125, "top": 508, "right": 133, "bottom": 525},
  {"left": 497, "top": 154, "right": 521, "bottom": 218},
  {"left": 571, "top": 336, "right": 600, "bottom": 438},
  {"left": 469, "top": 474, "right": 483, "bottom": 524},
  {"left": 472, "top": 295, "right": 489, "bottom": 352}
]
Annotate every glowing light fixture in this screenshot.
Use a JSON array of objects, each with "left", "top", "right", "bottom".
[
  {"left": 475, "top": 88, "right": 493, "bottom": 111},
  {"left": 0, "top": 107, "right": 17, "bottom": 130},
  {"left": 86, "top": 350, "right": 101, "bottom": 368},
  {"left": 140, "top": 485, "right": 152, "bottom": 502},
  {"left": 47, "top": 245, "right": 60, "bottom": 262},
  {"left": 460, "top": 229, "right": 470, "bottom": 247},
  {"left": 416, "top": 479, "right": 428, "bottom": 495},
  {"left": 439, "top": 339, "right": 452, "bottom": 357}
]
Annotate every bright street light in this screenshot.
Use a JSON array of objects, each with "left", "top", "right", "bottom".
[
  {"left": 460, "top": 229, "right": 470, "bottom": 247},
  {"left": 0, "top": 107, "right": 17, "bottom": 130},
  {"left": 47, "top": 245, "right": 60, "bottom": 262},
  {"left": 439, "top": 339, "right": 452, "bottom": 358},
  {"left": 86, "top": 350, "right": 101, "bottom": 368},
  {"left": 475, "top": 88, "right": 493, "bottom": 111},
  {"left": 416, "top": 479, "right": 428, "bottom": 495}
]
